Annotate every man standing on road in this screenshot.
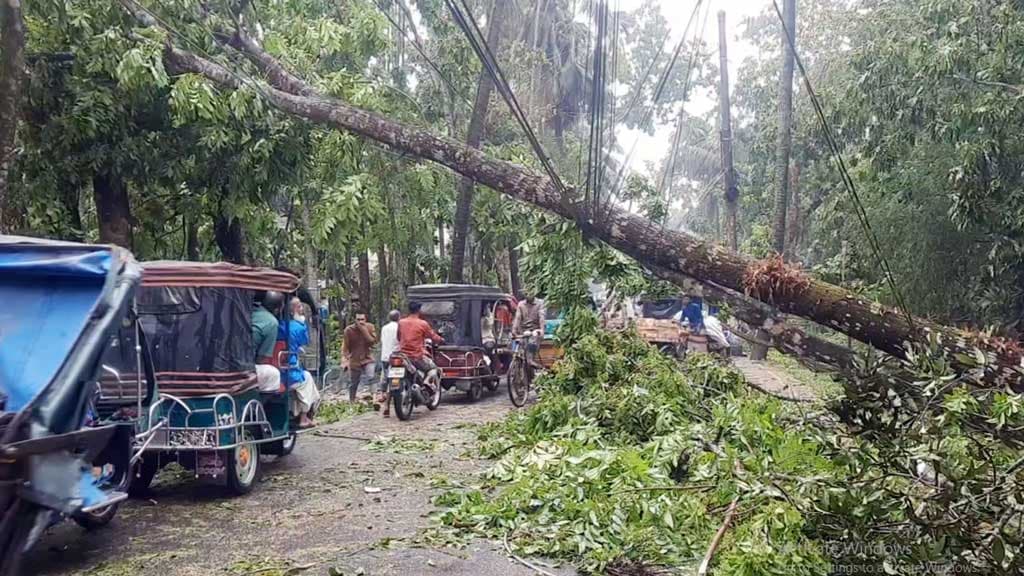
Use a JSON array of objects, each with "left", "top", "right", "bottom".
[
  {"left": 512, "top": 291, "right": 545, "bottom": 369},
  {"left": 343, "top": 312, "right": 377, "bottom": 402},
  {"left": 377, "top": 309, "right": 401, "bottom": 416}
]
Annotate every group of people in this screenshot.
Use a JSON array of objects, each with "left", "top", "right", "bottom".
[
  {"left": 252, "top": 291, "right": 321, "bottom": 428},
  {"left": 341, "top": 292, "right": 547, "bottom": 417},
  {"left": 341, "top": 301, "right": 443, "bottom": 417}
]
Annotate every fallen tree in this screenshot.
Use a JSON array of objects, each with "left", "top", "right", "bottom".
[{"left": 122, "top": 0, "right": 1022, "bottom": 386}]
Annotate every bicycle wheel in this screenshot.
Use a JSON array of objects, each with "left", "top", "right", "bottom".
[{"left": 507, "top": 356, "right": 529, "bottom": 407}]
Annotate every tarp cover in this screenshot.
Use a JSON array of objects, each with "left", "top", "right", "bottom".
[
  {"left": 640, "top": 298, "right": 686, "bottom": 320},
  {"left": 138, "top": 285, "right": 257, "bottom": 395},
  {"left": 0, "top": 245, "right": 111, "bottom": 412}
]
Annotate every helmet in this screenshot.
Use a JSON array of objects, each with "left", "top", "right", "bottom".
[{"left": 262, "top": 290, "right": 285, "bottom": 313}]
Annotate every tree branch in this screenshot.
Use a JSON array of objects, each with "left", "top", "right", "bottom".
[{"left": 119, "top": 0, "right": 1024, "bottom": 389}]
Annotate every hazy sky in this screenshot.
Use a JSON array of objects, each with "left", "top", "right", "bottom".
[{"left": 615, "top": 0, "right": 769, "bottom": 172}]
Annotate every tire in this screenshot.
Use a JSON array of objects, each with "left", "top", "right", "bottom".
[
  {"left": 0, "top": 501, "right": 41, "bottom": 576},
  {"left": 226, "top": 428, "right": 261, "bottom": 495},
  {"left": 128, "top": 457, "right": 159, "bottom": 498},
  {"left": 468, "top": 381, "right": 483, "bottom": 402},
  {"left": 424, "top": 373, "right": 442, "bottom": 411},
  {"left": 265, "top": 433, "right": 297, "bottom": 457},
  {"left": 485, "top": 378, "right": 499, "bottom": 391},
  {"left": 393, "top": 380, "right": 414, "bottom": 421},
  {"left": 507, "top": 357, "right": 529, "bottom": 407},
  {"left": 73, "top": 502, "right": 120, "bottom": 530}
]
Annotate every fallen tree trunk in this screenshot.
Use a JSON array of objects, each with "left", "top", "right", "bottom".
[
  {"left": 651, "top": 266, "right": 858, "bottom": 373},
  {"left": 121, "top": 0, "right": 1022, "bottom": 387}
]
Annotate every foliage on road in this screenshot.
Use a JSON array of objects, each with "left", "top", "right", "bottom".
[{"left": 435, "top": 314, "right": 1024, "bottom": 574}]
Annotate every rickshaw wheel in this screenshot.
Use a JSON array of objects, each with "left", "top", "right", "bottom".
[
  {"left": 226, "top": 428, "right": 261, "bottom": 495},
  {"left": 468, "top": 382, "right": 483, "bottom": 402},
  {"left": 73, "top": 502, "right": 120, "bottom": 530},
  {"left": 267, "top": 432, "right": 297, "bottom": 457},
  {"left": 507, "top": 358, "right": 529, "bottom": 407},
  {"left": 424, "top": 372, "right": 442, "bottom": 411},
  {"left": 128, "top": 457, "right": 159, "bottom": 498},
  {"left": 485, "top": 377, "right": 499, "bottom": 391}
]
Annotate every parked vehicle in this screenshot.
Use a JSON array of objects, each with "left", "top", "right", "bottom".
[
  {"left": 406, "top": 284, "right": 516, "bottom": 401},
  {"left": 0, "top": 237, "right": 154, "bottom": 575},
  {"left": 126, "top": 261, "right": 305, "bottom": 496},
  {"left": 385, "top": 348, "right": 442, "bottom": 420}
]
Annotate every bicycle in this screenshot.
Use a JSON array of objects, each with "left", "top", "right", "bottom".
[{"left": 506, "top": 334, "right": 537, "bottom": 407}]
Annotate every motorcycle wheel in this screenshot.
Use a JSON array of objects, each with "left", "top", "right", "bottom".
[
  {"left": 507, "top": 357, "right": 529, "bottom": 407},
  {"left": 424, "top": 372, "right": 442, "bottom": 411},
  {"left": 393, "top": 379, "right": 414, "bottom": 421}
]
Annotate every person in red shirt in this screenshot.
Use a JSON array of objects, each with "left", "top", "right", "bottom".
[{"left": 398, "top": 301, "right": 445, "bottom": 374}]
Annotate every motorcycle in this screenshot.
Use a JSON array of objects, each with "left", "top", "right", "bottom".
[{"left": 386, "top": 346, "right": 442, "bottom": 421}]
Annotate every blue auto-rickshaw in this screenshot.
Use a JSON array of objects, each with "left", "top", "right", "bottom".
[
  {"left": 0, "top": 236, "right": 153, "bottom": 575},
  {"left": 124, "top": 261, "right": 305, "bottom": 495}
]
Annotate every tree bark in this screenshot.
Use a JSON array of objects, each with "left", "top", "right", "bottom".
[
  {"left": 717, "top": 11, "right": 739, "bottom": 252},
  {"left": 437, "top": 218, "right": 445, "bottom": 260},
  {"left": 124, "top": 0, "right": 1024, "bottom": 386},
  {"left": 357, "top": 249, "right": 371, "bottom": 316},
  {"left": 184, "top": 215, "right": 199, "bottom": 260},
  {"left": 509, "top": 243, "right": 522, "bottom": 297},
  {"left": 786, "top": 162, "right": 802, "bottom": 256},
  {"left": 449, "top": 0, "right": 505, "bottom": 283},
  {"left": 92, "top": 170, "right": 133, "bottom": 249},
  {"left": 771, "top": 0, "right": 796, "bottom": 255},
  {"left": 377, "top": 244, "right": 389, "bottom": 322},
  {"left": 213, "top": 212, "right": 245, "bottom": 264},
  {"left": 0, "top": 0, "right": 26, "bottom": 233}
]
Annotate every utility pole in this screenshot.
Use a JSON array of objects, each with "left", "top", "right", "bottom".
[
  {"left": 717, "top": 10, "right": 738, "bottom": 252},
  {"left": 771, "top": 0, "right": 797, "bottom": 255}
]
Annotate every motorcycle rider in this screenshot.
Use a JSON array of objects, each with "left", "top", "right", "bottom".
[{"left": 397, "top": 301, "right": 445, "bottom": 377}]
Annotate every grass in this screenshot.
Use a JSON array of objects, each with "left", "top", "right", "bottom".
[{"left": 317, "top": 399, "right": 371, "bottom": 424}]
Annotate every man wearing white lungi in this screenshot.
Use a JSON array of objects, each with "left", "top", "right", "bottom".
[{"left": 280, "top": 297, "right": 320, "bottom": 428}]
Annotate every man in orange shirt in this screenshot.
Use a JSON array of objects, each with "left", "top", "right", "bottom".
[{"left": 398, "top": 301, "right": 444, "bottom": 374}]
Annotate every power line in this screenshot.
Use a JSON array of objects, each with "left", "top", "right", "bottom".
[
  {"left": 770, "top": 0, "right": 914, "bottom": 326},
  {"left": 374, "top": 2, "right": 472, "bottom": 105},
  {"left": 606, "top": 0, "right": 704, "bottom": 204},
  {"left": 444, "top": 0, "right": 568, "bottom": 195}
]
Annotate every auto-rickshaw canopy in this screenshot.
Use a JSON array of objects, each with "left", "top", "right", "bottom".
[
  {"left": 138, "top": 261, "right": 300, "bottom": 396},
  {"left": 407, "top": 284, "right": 513, "bottom": 348}
]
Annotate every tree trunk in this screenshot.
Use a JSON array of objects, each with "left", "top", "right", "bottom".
[
  {"left": 437, "top": 218, "right": 445, "bottom": 259},
  {"left": 184, "top": 215, "right": 199, "bottom": 260},
  {"left": 771, "top": 0, "right": 796, "bottom": 255},
  {"left": 0, "top": 0, "right": 25, "bottom": 234},
  {"left": 509, "top": 243, "right": 522, "bottom": 297},
  {"left": 787, "top": 162, "right": 802, "bottom": 256},
  {"left": 717, "top": 10, "right": 739, "bottom": 252},
  {"left": 214, "top": 213, "right": 245, "bottom": 264},
  {"left": 357, "top": 249, "right": 371, "bottom": 316},
  {"left": 92, "top": 170, "right": 133, "bottom": 249},
  {"left": 61, "top": 185, "right": 84, "bottom": 242},
  {"left": 449, "top": 0, "right": 505, "bottom": 283},
  {"left": 133, "top": 3, "right": 1024, "bottom": 386},
  {"left": 377, "top": 244, "right": 389, "bottom": 322}
]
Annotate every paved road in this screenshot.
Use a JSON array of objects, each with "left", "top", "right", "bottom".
[{"left": 29, "top": 388, "right": 571, "bottom": 576}]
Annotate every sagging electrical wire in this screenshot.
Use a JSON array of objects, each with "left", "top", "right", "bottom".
[
  {"left": 374, "top": 2, "right": 472, "bottom": 105},
  {"left": 444, "top": 0, "right": 568, "bottom": 196},
  {"left": 770, "top": 0, "right": 914, "bottom": 327},
  {"left": 605, "top": 0, "right": 704, "bottom": 206}
]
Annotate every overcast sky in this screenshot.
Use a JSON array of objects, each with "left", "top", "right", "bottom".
[{"left": 614, "top": 0, "right": 769, "bottom": 172}]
